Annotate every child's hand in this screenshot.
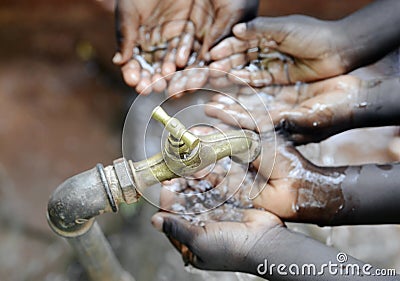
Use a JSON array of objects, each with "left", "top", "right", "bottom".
[
  {"left": 209, "top": 16, "right": 350, "bottom": 86},
  {"left": 114, "top": 0, "right": 258, "bottom": 95},
  {"left": 205, "top": 75, "right": 362, "bottom": 144},
  {"left": 152, "top": 207, "right": 283, "bottom": 271},
  {"left": 251, "top": 138, "right": 345, "bottom": 224}
]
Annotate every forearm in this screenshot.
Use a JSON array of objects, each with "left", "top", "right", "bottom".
[
  {"left": 247, "top": 227, "right": 382, "bottom": 280},
  {"left": 328, "top": 163, "right": 400, "bottom": 226},
  {"left": 352, "top": 77, "right": 400, "bottom": 129},
  {"left": 312, "top": 77, "right": 400, "bottom": 139},
  {"left": 337, "top": 0, "right": 400, "bottom": 70}
]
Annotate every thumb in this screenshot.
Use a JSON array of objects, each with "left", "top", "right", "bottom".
[
  {"left": 233, "top": 17, "right": 290, "bottom": 45},
  {"left": 114, "top": 3, "right": 139, "bottom": 65},
  {"left": 200, "top": 12, "right": 236, "bottom": 60},
  {"left": 151, "top": 212, "right": 195, "bottom": 246}
]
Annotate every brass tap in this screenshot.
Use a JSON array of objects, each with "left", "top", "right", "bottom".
[
  {"left": 114, "top": 106, "right": 262, "bottom": 203},
  {"left": 151, "top": 106, "right": 199, "bottom": 154}
]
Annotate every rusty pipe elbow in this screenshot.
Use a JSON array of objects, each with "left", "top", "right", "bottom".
[
  {"left": 47, "top": 164, "right": 115, "bottom": 237},
  {"left": 47, "top": 161, "right": 137, "bottom": 281}
]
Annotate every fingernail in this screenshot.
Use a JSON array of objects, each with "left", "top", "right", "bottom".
[
  {"left": 151, "top": 215, "right": 164, "bottom": 232},
  {"left": 233, "top": 23, "right": 246, "bottom": 35},
  {"left": 112, "top": 52, "right": 122, "bottom": 64}
]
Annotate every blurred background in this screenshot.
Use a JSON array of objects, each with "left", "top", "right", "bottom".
[{"left": 1, "top": 0, "right": 399, "bottom": 280}]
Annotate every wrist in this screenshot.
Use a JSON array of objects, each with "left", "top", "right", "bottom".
[
  {"left": 245, "top": 225, "right": 288, "bottom": 275},
  {"left": 247, "top": 226, "right": 369, "bottom": 281},
  {"left": 333, "top": 0, "right": 400, "bottom": 71},
  {"left": 330, "top": 164, "right": 400, "bottom": 225},
  {"left": 330, "top": 19, "right": 357, "bottom": 72},
  {"left": 291, "top": 165, "right": 346, "bottom": 225},
  {"left": 353, "top": 77, "right": 400, "bottom": 128}
]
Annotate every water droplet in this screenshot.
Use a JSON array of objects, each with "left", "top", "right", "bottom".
[
  {"left": 291, "top": 202, "right": 300, "bottom": 212},
  {"left": 325, "top": 227, "right": 334, "bottom": 247},
  {"left": 356, "top": 102, "right": 368, "bottom": 108}
]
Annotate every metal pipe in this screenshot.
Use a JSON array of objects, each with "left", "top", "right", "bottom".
[
  {"left": 47, "top": 107, "right": 261, "bottom": 281},
  {"left": 47, "top": 162, "right": 135, "bottom": 281},
  {"left": 68, "top": 222, "right": 133, "bottom": 281}
]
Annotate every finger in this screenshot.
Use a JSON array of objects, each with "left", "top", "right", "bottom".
[
  {"left": 159, "top": 20, "right": 188, "bottom": 43},
  {"left": 183, "top": 68, "right": 209, "bottom": 90},
  {"left": 114, "top": 3, "right": 139, "bottom": 64},
  {"left": 233, "top": 17, "right": 289, "bottom": 44},
  {"left": 121, "top": 59, "right": 141, "bottom": 87},
  {"left": 209, "top": 76, "right": 232, "bottom": 88},
  {"left": 230, "top": 69, "right": 273, "bottom": 87},
  {"left": 189, "top": 0, "right": 213, "bottom": 61},
  {"left": 176, "top": 21, "right": 195, "bottom": 68},
  {"left": 162, "top": 37, "right": 179, "bottom": 77},
  {"left": 203, "top": 102, "right": 246, "bottom": 130},
  {"left": 167, "top": 71, "right": 188, "bottom": 98},
  {"left": 200, "top": 8, "right": 235, "bottom": 60},
  {"left": 166, "top": 66, "right": 208, "bottom": 96},
  {"left": 152, "top": 51, "right": 165, "bottom": 75},
  {"left": 152, "top": 73, "right": 167, "bottom": 93},
  {"left": 210, "top": 37, "right": 258, "bottom": 61},
  {"left": 138, "top": 25, "right": 152, "bottom": 52},
  {"left": 151, "top": 212, "right": 196, "bottom": 246},
  {"left": 209, "top": 54, "right": 248, "bottom": 77},
  {"left": 136, "top": 70, "right": 152, "bottom": 95}
]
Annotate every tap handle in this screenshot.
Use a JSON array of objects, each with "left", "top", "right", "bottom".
[{"left": 151, "top": 106, "right": 199, "bottom": 150}]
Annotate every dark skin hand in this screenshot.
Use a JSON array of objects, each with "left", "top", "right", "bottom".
[
  {"left": 205, "top": 75, "right": 363, "bottom": 144},
  {"left": 209, "top": 0, "right": 400, "bottom": 87},
  {"left": 205, "top": 76, "right": 400, "bottom": 225},
  {"left": 152, "top": 208, "right": 284, "bottom": 272},
  {"left": 209, "top": 15, "right": 349, "bottom": 86},
  {"left": 152, "top": 134, "right": 399, "bottom": 279},
  {"left": 250, "top": 137, "right": 345, "bottom": 224},
  {"left": 153, "top": 208, "right": 383, "bottom": 280},
  {"left": 114, "top": 0, "right": 258, "bottom": 95},
  {"left": 151, "top": 143, "right": 388, "bottom": 279},
  {"left": 206, "top": 75, "right": 400, "bottom": 145}
]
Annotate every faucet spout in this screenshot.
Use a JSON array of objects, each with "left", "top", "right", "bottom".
[{"left": 131, "top": 128, "right": 261, "bottom": 191}]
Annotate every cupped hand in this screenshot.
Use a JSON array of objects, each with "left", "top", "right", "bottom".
[
  {"left": 205, "top": 75, "right": 362, "bottom": 144},
  {"left": 251, "top": 137, "right": 345, "bottom": 223},
  {"left": 209, "top": 15, "right": 350, "bottom": 87},
  {"left": 114, "top": 0, "right": 258, "bottom": 95},
  {"left": 152, "top": 208, "right": 283, "bottom": 272}
]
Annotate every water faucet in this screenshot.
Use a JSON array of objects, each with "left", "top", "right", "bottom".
[{"left": 47, "top": 106, "right": 261, "bottom": 281}]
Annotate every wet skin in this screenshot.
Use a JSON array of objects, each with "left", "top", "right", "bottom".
[
  {"left": 153, "top": 209, "right": 379, "bottom": 280},
  {"left": 113, "top": 0, "right": 258, "bottom": 95},
  {"left": 152, "top": 133, "right": 400, "bottom": 279},
  {"left": 146, "top": 37, "right": 400, "bottom": 281},
  {"left": 209, "top": 0, "right": 400, "bottom": 87},
  {"left": 205, "top": 76, "right": 400, "bottom": 144},
  {"left": 204, "top": 75, "right": 400, "bottom": 225}
]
